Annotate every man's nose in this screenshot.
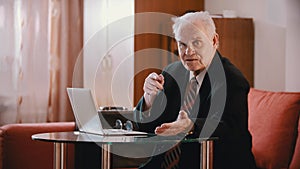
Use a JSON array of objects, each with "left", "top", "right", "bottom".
[{"left": 185, "top": 45, "right": 195, "bottom": 55}]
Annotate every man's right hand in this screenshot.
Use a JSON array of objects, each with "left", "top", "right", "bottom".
[{"left": 143, "top": 72, "right": 164, "bottom": 110}]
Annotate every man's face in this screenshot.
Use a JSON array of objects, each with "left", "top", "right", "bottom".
[{"left": 176, "top": 23, "right": 218, "bottom": 72}]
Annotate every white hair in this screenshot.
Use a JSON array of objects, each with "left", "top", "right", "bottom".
[{"left": 172, "top": 11, "right": 216, "bottom": 40}]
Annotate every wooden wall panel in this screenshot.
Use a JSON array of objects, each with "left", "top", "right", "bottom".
[
  {"left": 134, "top": 0, "right": 204, "bottom": 104},
  {"left": 135, "top": 0, "right": 204, "bottom": 14},
  {"left": 213, "top": 18, "right": 254, "bottom": 87}
]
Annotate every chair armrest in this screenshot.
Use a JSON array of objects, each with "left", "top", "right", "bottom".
[{"left": 0, "top": 122, "right": 75, "bottom": 169}]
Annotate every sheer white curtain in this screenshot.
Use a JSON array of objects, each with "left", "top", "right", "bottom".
[{"left": 0, "top": 0, "right": 83, "bottom": 125}]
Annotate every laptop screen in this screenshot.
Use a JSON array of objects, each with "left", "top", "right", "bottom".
[{"left": 67, "top": 88, "right": 104, "bottom": 134}]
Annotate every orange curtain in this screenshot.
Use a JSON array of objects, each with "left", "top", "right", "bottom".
[
  {"left": 47, "top": 0, "right": 83, "bottom": 122},
  {"left": 0, "top": 0, "right": 83, "bottom": 125}
]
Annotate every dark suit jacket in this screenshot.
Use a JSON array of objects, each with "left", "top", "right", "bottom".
[{"left": 134, "top": 51, "right": 257, "bottom": 169}]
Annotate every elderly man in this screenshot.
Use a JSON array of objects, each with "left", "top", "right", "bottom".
[{"left": 134, "top": 11, "right": 257, "bottom": 169}]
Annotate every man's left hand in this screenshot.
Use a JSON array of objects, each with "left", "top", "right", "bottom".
[{"left": 155, "top": 111, "right": 193, "bottom": 136}]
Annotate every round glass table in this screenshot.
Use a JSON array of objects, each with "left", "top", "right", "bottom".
[{"left": 32, "top": 131, "right": 216, "bottom": 169}]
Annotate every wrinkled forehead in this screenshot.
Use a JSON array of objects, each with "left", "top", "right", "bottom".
[{"left": 175, "top": 22, "right": 209, "bottom": 43}]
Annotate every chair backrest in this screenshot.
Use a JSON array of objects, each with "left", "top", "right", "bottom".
[{"left": 248, "top": 88, "right": 300, "bottom": 169}]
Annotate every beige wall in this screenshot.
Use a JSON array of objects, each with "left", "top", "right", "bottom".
[
  {"left": 285, "top": 0, "right": 300, "bottom": 92},
  {"left": 206, "top": 0, "right": 300, "bottom": 92}
]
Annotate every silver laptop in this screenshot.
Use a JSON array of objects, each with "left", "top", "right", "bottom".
[{"left": 67, "top": 88, "right": 147, "bottom": 136}]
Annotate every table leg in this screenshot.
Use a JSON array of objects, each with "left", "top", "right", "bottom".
[
  {"left": 54, "top": 142, "right": 67, "bottom": 169},
  {"left": 200, "top": 140, "right": 213, "bottom": 169},
  {"left": 101, "top": 144, "right": 111, "bottom": 169}
]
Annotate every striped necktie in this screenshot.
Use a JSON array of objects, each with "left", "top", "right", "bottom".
[
  {"left": 161, "top": 143, "right": 181, "bottom": 169},
  {"left": 181, "top": 77, "right": 198, "bottom": 115},
  {"left": 161, "top": 77, "right": 198, "bottom": 169}
]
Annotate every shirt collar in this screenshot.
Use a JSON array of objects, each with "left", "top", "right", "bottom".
[{"left": 189, "top": 69, "right": 206, "bottom": 87}]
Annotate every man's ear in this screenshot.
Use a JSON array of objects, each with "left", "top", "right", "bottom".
[{"left": 213, "top": 33, "right": 219, "bottom": 48}]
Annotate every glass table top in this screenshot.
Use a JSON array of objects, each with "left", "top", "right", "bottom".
[{"left": 32, "top": 131, "right": 217, "bottom": 144}]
